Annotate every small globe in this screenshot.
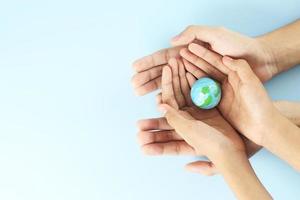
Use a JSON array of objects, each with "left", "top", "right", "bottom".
[{"left": 190, "top": 77, "right": 221, "bottom": 109}]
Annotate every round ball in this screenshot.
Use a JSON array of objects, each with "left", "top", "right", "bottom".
[{"left": 190, "top": 77, "right": 221, "bottom": 109}]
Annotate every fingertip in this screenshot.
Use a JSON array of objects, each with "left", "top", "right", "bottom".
[
  {"left": 187, "top": 43, "right": 199, "bottom": 52},
  {"left": 141, "top": 145, "right": 161, "bottom": 156},
  {"left": 185, "top": 163, "right": 215, "bottom": 176},
  {"left": 136, "top": 119, "right": 145, "bottom": 129},
  {"left": 171, "top": 35, "right": 185, "bottom": 46},
  {"left": 134, "top": 88, "right": 144, "bottom": 96},
  {"left": 222, "top": 56, "right": 233, "bottom": 65},
  {"left": 184, "top": 163, "right": 201, "bottom": 173},
  {"left": 158, "top": 104, "right": 168, "bottom": 115},
  {"left": 179, "top": 48, "right": 188, "bottom": 57},
  {"left": 132, "top": 59, "right": 143, "bottom": 72}
]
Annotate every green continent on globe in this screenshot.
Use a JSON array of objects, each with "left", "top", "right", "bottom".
[
  {"left": 202, "top": 94, "right": 213, "bottom": 107},
  {"left": 201, "top": 86, "right": 210, "bottom": 94},
  {"left": 190, "top": 77, "right": 221, "bottom": 109}
]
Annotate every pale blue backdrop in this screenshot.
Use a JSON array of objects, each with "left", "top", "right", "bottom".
[{"left": 0, "top": 0, "right": 299, "bottom": 199}]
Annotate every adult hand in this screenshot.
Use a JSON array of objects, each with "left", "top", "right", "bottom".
[
  {"left": 181, "top": 44, "right": 278, "bottom": 145},
  {"left": 159, "top": 58, "right": 246, "bottom": 164},
  {"left": 137, "top": 58, "right": 251, "bottom": 175},
  {"left": 171, "top": 26, "right": 277, "bottom": 82},
  {"left": 132, "top": 26, "right": 278, "bottom": 95}
]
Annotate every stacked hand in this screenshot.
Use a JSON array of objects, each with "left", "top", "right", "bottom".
[
  {"left": 132, "top": 26, "right": 278, "bottom": 96},
  {"left": 133, "top": 21, "right": 300, "bottom": 199},
  {"left": 138, "top": 58, "right": 247, "bottom": 174}
]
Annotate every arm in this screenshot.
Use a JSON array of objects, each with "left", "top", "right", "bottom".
[
  {"left": 161, "top": 104, "right": 272, "bottom": 200},
  {"left": 262, "top": 111, "right": 300, "bottom": 171},
  {"left": 257, "top": 19, "right": 300, "bottom": 74},
  {"left": 274, "top": 101, "right": 300, "bottom": 126},
  {"left": 158, "top": 62, "right": 271, "bottom": 199},
  {"left": 217, "top": 151, "right": 272, "bottom": 200}
]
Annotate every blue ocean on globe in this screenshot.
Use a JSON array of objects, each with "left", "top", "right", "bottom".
[{"left": 190, "top": 77, "right": 222, "bottom": 109}]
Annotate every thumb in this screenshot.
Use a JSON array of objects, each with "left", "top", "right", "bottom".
[
  {"left": 222, "top": 56, "right": 254, "bottom": 81},
  {"left": 171, "top": 25, "right": 216, "bottom": 47},
  {"left": 158, "top": 104, "right": 194, "bottom": 139}
]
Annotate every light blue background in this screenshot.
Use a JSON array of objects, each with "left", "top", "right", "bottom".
[{"left": 0, "top": 0, "right": 299, "bottom": 199}]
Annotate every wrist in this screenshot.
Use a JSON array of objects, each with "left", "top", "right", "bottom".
[
  {"left": 260, "top": 110, "right": 293, "bottom": 148},
  {"left": 256, "top": 24, "right": 300, "bottom": 75},
  {"left": 212, "top": 146, "right": 246, "bottom": 169},
  {"left": 273, "top": 101, "right": 300, "bottom": 126},
  {"left": 254, "top": 36, "right": 280, "bottom": 78}
]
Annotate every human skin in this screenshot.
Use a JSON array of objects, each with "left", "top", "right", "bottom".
[
  {"left": 132, "top": 19, "right": 300, "bottom": 96},
  {"left": 138, "top": 57, "right": 246, "bottom": 174},
  {"left": 133, "top": 19, "right": 300, "bottom": 169},
  {"left": 137, "top": 60, "right": 300, "bottom": 175},
  {"left": 158, "top": 63, "right": 272, "bottom": 199},
  {"left": 181, "top": 45, "right": 300, "bottom": 171}
]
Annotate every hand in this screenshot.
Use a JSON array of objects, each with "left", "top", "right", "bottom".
[
  {"left": 157, "top": 61, "right": 272, "bottom": 199},
  {"left": 171, "top": 26, "right": 277, "bottom": 82},
  {"left": 131, "top": 46, "right": 183, "bottom": 95},
  {"left": 155, "top": 58, "right": 246, "bottom": 167},
  {"left": 182, "top": 44, "right": 279, "bottom": 145},
  {"left": 137, "top": 58, "right": 249, "bottom": 175},
  {"left": 132, "top": 26, "right": 277, "bottom": 96}
]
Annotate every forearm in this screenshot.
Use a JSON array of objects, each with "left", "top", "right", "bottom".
[
  {"left": 216, "top": 151, "right": 272, "bottom": 200},
  {"left": 257, "top": 19, "right": 300, "bottom": 73},
  {"left": 274, "top": 101, "right": 300, "bottom": 126},
  {"left": 262, "top": 111, "right": 300, "bottom": 171}
]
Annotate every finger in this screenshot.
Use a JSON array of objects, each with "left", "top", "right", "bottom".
[
  {"left": 180, "top": 48, "right": 225, "bottom": 82},
  {"left": 137, "top": 130, "right": 182, "bottom": 146},
  {"left": 132, "top": 46, "right": 183, "bottom": 72},
  {"left": 168, "top": 58, "right": 186, "bottom": 108},
  {"left": 188, "top": 43, "right": 230, "bottom": 75},
  {"left": 178, "top": 58, "right": 193, "bottom": 106},
  {"left": 171, "top": 25, "right": 217, "bottom": 47},
  {"left": 186, "top": 72, "right": 197, "bottom": 88},
  {"left": 135, "top": 76, "right": 161, "bottom": 96},
  {"left": 141, "top": 141, "right": 195, "bottom": 156},
  {"left": 161, "top": 66, "right": 179, "bottom": 108},
  {"left": 156, "top": 93, "right": 162, "bottom": 105},
  {"left": 185, "top": 161, "right": 217, "bottom": 176},
  {"left": 182, "top": 58, "right": 207, "bottom": 79},
  {"left": 131, "top": 66, "right": 163, "bottom": 88},
  {"left": 159, "top": 104, "right": 195, "bottom": 141},
  {"left": 137, "top": 117, "right": 173, "bottom": 131},
  {"left": 222, "top": 56, "right": 255, "bottom": 82}
]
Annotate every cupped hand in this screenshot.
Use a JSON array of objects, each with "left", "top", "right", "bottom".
[
  {"left": 181, "top": 44, "right": 279, "bottom": 145},
  {"left": 172, "top": 26, "right": 278, "bottom": 82},
  {"left": 132, "top": 25, "right": 278, "bottom": 96},
  {"left": 155, "top": 59, "right": 247, "bottom": 168},
  {"left": 137, "top": 58, "right": 252, "bottom": 175}
]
